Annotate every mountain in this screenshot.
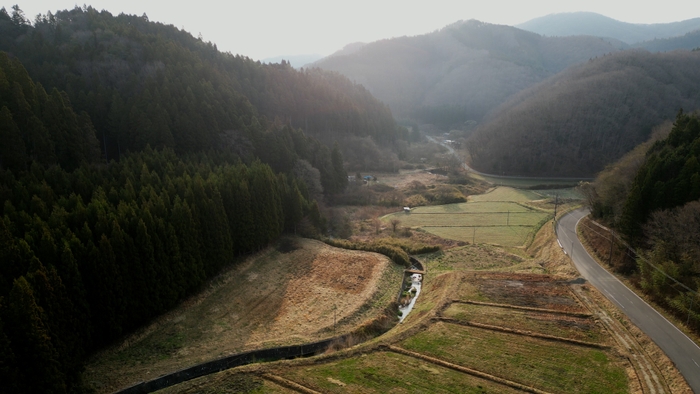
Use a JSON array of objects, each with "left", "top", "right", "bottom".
[
  {"left": 262, "top": 54, "right": 323, "bottom": 68},
  {"left": 312, "top": 20, "right": 624, "bottom": 128},
  {"left": 322, "top": 42, "right": 367, "bottom": 59},
  {"left": 0, "top": 6, "right": 402, "bottom": 172},
  {"left": 517, "top": 12, "right": 700, "bottom": 44},
  {"left": 636, "top": 29, "right": 700, "bottom": 52},
  {"left": 466, "top": 50, "right": 700, "bottom": 177}
]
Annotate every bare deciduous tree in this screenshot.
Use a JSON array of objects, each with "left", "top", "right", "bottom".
[{"left": 390, "top": 219, "right": 401, "bottom": 233}]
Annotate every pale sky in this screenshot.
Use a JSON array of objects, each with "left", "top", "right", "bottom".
[{"left": 5, "top": 1, "right": 700, "bottom": 60}]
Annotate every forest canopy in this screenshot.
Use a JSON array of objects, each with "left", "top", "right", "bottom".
[
  {"left": 0, "top": 4, "right": 408, "bottom": 392},
  {"left": 0, "top": 5, "right": 404, "bottom": 171}
]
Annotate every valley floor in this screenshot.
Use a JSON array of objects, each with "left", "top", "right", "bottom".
[{"left": 88, "top": 183, "right": 691, "bottom": 394}]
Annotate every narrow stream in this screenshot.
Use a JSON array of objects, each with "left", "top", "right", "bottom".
[{"left": 398, "top": 273, "right": 423, "bottom": 322}]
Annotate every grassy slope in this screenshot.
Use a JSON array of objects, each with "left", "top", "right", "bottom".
[{"left": 83, "top": 238, "right": 402, "bottom": 393}]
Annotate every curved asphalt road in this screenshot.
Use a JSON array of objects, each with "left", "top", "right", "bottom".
[{"left": 557, "top": 208, "right": 700, "bottom": 392}]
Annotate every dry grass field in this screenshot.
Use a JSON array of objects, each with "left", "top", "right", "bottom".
[
  {"left": 83, "top": 238, "right": 402, "bottom": 393},
  {"left": 442, "top": 302, "right": 607, "bottom": 343},
  {"left": 469, "top": 186, "right": 543, "bottom": 202}
]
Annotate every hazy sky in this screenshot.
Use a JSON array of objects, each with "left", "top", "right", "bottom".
[{"left": 6, "top": 1, "right": 700, "bottom": 60}]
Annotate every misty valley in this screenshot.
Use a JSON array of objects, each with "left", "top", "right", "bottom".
[{"left": 1, "top": 4, "right": 699, "bottom": 393}]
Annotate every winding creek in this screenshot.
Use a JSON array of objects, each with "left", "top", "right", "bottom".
[{"left": 399, "top": 273, "right": 423, "bottom": 323}]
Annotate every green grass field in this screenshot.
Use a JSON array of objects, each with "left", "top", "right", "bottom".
[
  {"left": 383, "top": 199, "right": 551, "bottom": 246},
  {"left": 401, "top": 322, "right": 628, "bottom": 394},
  {"left": 420, "top": 246, "right": 538, "bottom": 273},
  {"left": 470, "top": 186, "right": 584, "bottom": 202},
  {"left": 279, "top": 351, "right": 522, "bottom": 393},
  {"left": 425, "top": 226, "right": 535, "bottom": 246}
]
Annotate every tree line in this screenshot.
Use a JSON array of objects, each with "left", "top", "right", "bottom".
[{"left": 0, "top": 146, "right": 326, "bottom": 392}]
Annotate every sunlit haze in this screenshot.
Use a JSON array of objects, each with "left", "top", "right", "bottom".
[{"left": 6, "top": 0, "right": 700, "bottom": 60}]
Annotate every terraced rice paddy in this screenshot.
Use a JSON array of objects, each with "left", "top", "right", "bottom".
[
  {"left": 383, "top": 199, "right": 551, "bottom": 246},
  {"left": 400, "top": 321, "right": 627, "bottom": 394},
  {"left": 130, "top": 185, "right": 638, "bottom": 394},
  {"left": 278, "top": 351, "right": 522, "bottom": 393}
]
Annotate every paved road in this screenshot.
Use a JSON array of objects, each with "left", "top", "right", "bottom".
[
  {"left": 426, "top": 135, "right": 591, "bottom": 181},
  {"left": 557, "top": 208, "right": 700, "bottom": 392}
]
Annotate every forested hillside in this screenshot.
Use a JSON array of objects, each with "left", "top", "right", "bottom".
[
  {"left": 467, "top": 50, "right": 700, "bottom": 177},
  {"left": 635, "top": 30, "right": 700, "bottom": 52},
  {"left": 0, "top": 6, "right": 402, "bottom": 170},
  {"left": 586, "top": 111, "right": 700, "bottom": 331},
  {"left": 0, "top": 47, "right": 327, "bottom": 394},
  {"left": 312, "top": 20, "right": 623, "bottom": 129},
  {"left": 0, "top": 5, "right": 405, "bottom": 392},
  {"left": 517, "top": 12, "right": 700, "bottom": 45},
  {"left": 619, "top": 111, "right": 700, "bottom": 239}
]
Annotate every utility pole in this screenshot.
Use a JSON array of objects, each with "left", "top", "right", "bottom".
[
  {"left": 507, "top": 210, "right": 510, "bottom": 226},
  {"left": 571, "top": 240, "right": 575, "bottom": 259},
  {"left": 473, "top": 227, "right": 476, "bottom": 244},
  {"left": 553, "top": 194, "right": 558, "bottom": 220}
]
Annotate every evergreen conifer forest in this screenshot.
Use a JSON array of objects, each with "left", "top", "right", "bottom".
[{"left": 0, "top": 5, "right": 403, "bottom": 391}]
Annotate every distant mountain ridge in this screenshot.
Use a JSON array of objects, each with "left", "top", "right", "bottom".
[
  {"left": 262, "top": 54, "right": 323, "bottom": 68},
  {"left": 466, "top": 50, "right": 700, "bottom": 177},
  {"left": 517, "top": 12, "right": 700, "bottom": 44},
  {"left": 312, "top": 20, "right": 624, "bottom": 127},
  {"left": 635, "top": 30, "right": 700, "bottom": 52}
]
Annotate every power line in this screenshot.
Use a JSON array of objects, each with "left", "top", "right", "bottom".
[{"left": 573, "top": 217, "right": 699, "bottom": 297}]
